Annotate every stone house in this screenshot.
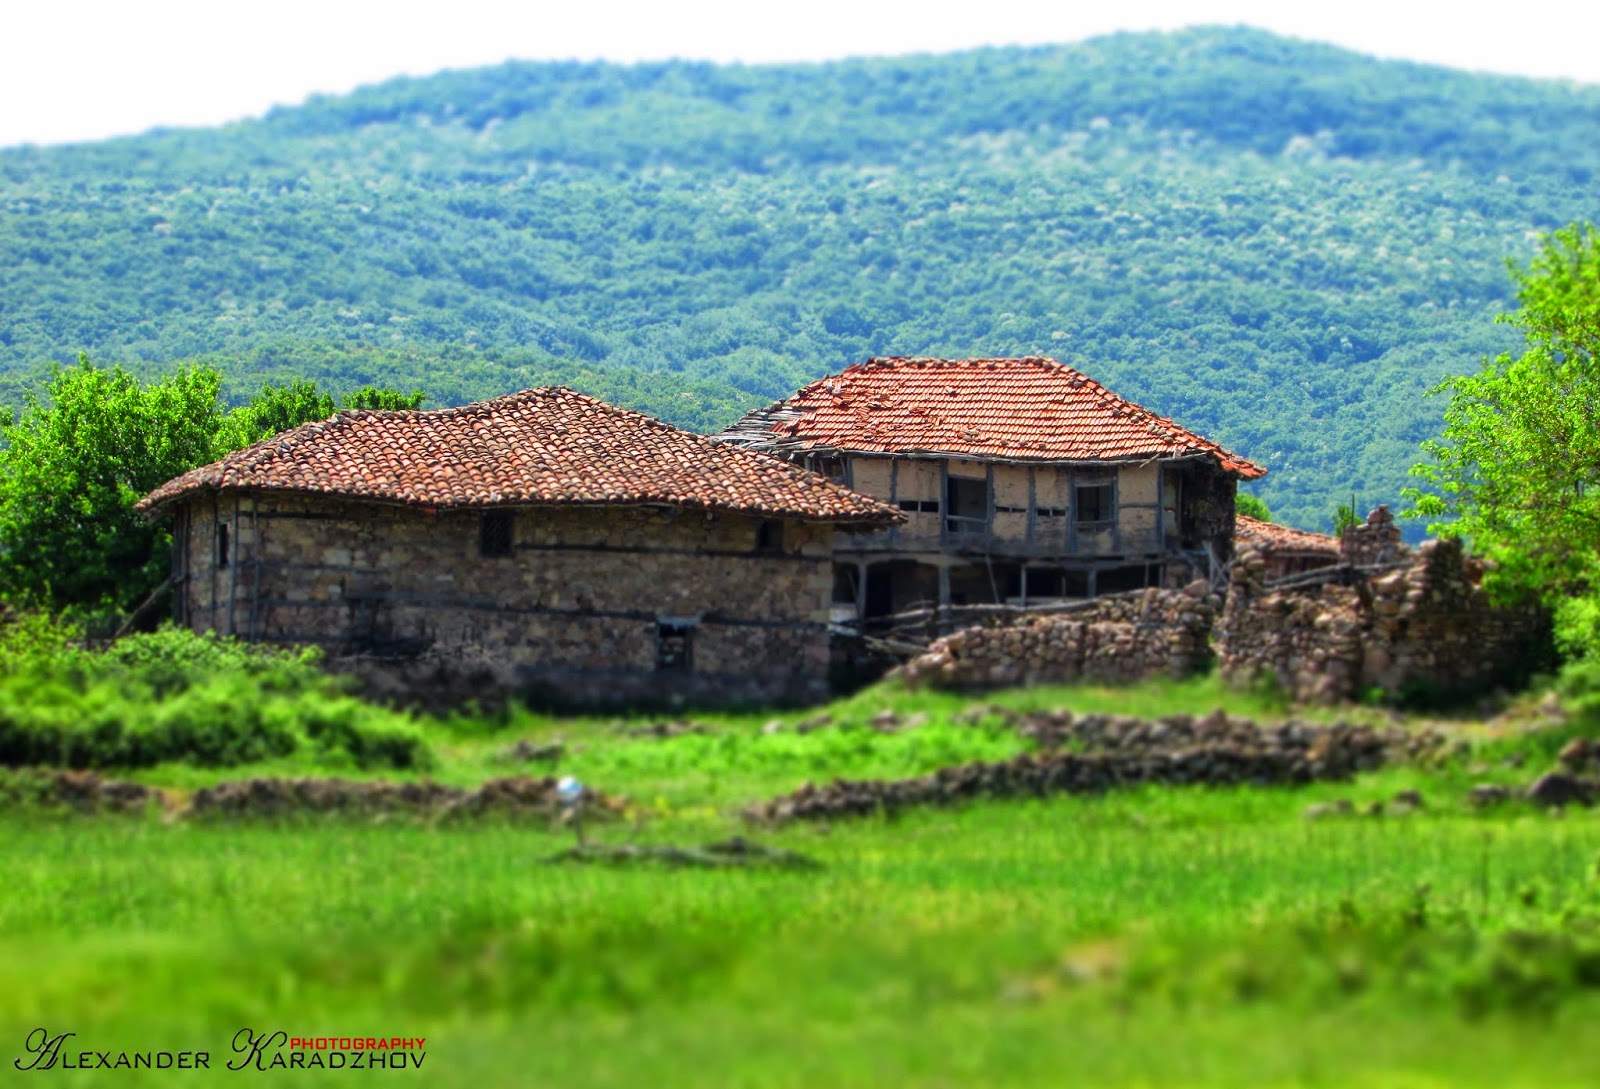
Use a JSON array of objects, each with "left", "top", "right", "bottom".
[
  {"left": 715, "top": 357, "right": 1264, "bottom": 627},
  {"left": 136, "top": 388, "right": 900, "bottom": 706}
]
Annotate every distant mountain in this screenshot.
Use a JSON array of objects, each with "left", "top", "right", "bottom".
[{"left": 2, "top": 26, "right": 1596, "bottom": 531}]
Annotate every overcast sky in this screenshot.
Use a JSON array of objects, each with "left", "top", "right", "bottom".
[{"left": 4, "top": 0, "right": 1599, "bottom": 149}]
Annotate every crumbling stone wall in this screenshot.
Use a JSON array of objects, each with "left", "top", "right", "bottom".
[
  {"left": 1218, "top": 535, "right": 1547, "bottom": 703},
  {"left": 173, "top": 493, "right": 836, "bottom": 707},
  {"left": 895, "top": 584, "right": 1216, "bottom": 689},
  {"left": 1339, "top": 503, "right": 1406, "bottom": 566}
]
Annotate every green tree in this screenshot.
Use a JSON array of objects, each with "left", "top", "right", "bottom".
[
  {"left": 1235, "top": 493, "right": 1272, "bottom": 522},
  {"left": 1405, "top": 222, "right": 1600, "bottom": 656},
  {"left": 1331, "top": 497, "right": 1360, "bottom": 536},
  {"left": 0, "top": 362, "right": 429, "bottom": 616},
  {"left": 341, "top": 386, "right": 425, "bottom": 412},
  {"left": 219, "top": 380, "right": 426, "bottom": 450},
  {"left": 0, "top": 356, "right": 225, "bottom": 613}
]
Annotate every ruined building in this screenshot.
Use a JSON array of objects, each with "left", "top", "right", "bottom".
[
  {"left": 716, "top": 357, "right": 1265, "bottom": 628},
  {"left": 1234, "top": 514, "right": 1340, "bottom": 581},
  {"left": 136, "top": 389, "right": 900, "bottom": 706}
]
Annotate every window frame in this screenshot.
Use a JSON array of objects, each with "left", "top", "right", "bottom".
[
  {"left": 655, "top": 617, "right": 697, "bottom": 673},
  {"left": 479, "top": 510, "right": 514, "bottom": 558}
]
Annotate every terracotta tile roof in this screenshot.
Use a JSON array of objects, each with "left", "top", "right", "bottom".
[
  {"left": 137, "top": 388, "right": 902, "bottom": 526},
  {"left": 717, "top": 356, "right": 1265, "bottom": 478},
  {"left": 1235, "top": 515, "right": 1340, "bottom": 556}
]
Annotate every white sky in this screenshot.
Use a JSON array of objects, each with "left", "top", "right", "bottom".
[{"left": 4, "top": 1, "right": 1599, "bottom": 149}]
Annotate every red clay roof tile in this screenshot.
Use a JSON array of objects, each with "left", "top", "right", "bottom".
[
  {"left": 137, "top": 388, "right": 902, "bottom": 526},
  {"left": 1235, "top": 514, "right": 1340, "bottom": 556},
  {"left": 718, "top": 356, "right": 1266, "bottom": 478}
]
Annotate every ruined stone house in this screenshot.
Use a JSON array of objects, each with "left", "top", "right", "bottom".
[
  {"left": 1234, "top": 514, "right": 1340, "bottom": 582},
  {"left": 715, "top": 357, "right": 1265, "bottom": 628},
  {"left": 135, "top": 388, "right": 901, "bottom": 706}
]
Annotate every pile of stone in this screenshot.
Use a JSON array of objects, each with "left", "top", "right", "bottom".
[
  {"left": 1219, "top": 533, "right": 1548, "bottom": 704},
  {"left": 748, "top": 714, "right": 1404, "bottom": 823},
  {"left": 1523, "top": 737, "right": 1600, "bottom": 808},
  {"left": 894, "top": 585, "right": 1215, "bottom": 691},
  {"left": 187, "top": 775, "right": 623, "bottom": 821},
  {"left": 1014, "top": 707, "right": 1448, "bottom": 764},
  {"left": 0, "top": 769, "right": 159, "bottom": 813}
]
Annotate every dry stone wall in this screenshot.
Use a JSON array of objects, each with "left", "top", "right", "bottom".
[
  {"left": 894, "top": 584, "right": 1216, "bottom": 689},
  {"left": 749, "top": 711, "right": 1402, "bottom": 822},
  {"left": 175, "top": 493, "right": 837, "bottom": 707},
  {"left": 1218, "top": 535, "right": 1548, "bottom": 704},
  {"left": 1338, "top": 504, "right": 1406, "bottom": 566}
]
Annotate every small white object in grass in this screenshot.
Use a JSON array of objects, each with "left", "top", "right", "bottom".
[{"left": 556, "top": 776, "right": 584, "bottom": 805}]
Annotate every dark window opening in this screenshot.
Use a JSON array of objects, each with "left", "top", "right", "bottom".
[
  {"left": 656, "top": 620, "right": 695, "bottom": 672},
  {"left": 832, "top": 567, "right": 859, "bottom": 605},
  {"left": 1098, "top": 564, "right": 1154, "bottom": 594},
  {"left": 946, "top": 475, "right": 990, "bottom": 535},
  {"left": 480, "top": 510, "right": 514, "bottom": 557},
  {"left": 756, "top": 520, "right": 783, "bottom": 553},
  {"left": 994, "top": 504, "right": 1028, "bottom": 514},
  {"left": 216, "top": 523, "right": 230, "bottom": 569},
  {"left": 1075, "top": 484, "right": 1114, "bottom": 524},
  {"left": 1034, "top": 506, "right": 1068, "bottom": 518},
  {"left": 896, "top": 498, "right": 940, "bottom": 513},
  {"left": 1024, "top": 568, "right": 1090, "bottom": 599},
  {"left": 813, "top": 456, "right": 846, "bottom": 481}
]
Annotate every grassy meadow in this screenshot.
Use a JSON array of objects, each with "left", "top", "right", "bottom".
[{"left": 2, "top": 630, "right": 1599, "bottom": 1086}]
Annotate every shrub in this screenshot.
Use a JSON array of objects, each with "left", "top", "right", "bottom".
[{"left": 0, "top": 618, "right": 432, "bottom": 770}]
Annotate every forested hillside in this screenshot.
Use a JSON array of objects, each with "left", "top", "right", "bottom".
[{"left": 3, "top": 26, "right": 1597, "bottom": 530}]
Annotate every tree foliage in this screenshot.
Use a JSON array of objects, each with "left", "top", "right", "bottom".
[
  {"left": 0, "top": 360, "right": 423, "bottom": 614},
  {"left": 0, "top": 357, "right": 224, "bottom": 612},
  {"left": 1236, "top": 493, "right": 1272, "bottom": 522},
  {"left": 2, "top": 28, "right": 1597, "bottom": 533},
  {"left": 1406, "top": 223, "right": 1600, "bottom": 656},
  {"left": 219, "top": 379, "right": 425, "bottom": 449},
  {"left": 1331, "top": 499, "right": 1361, "bottom": 536}
]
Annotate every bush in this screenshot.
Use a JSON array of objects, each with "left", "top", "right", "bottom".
[{"left": 0, "top": 618, "right": 433, "bottom": 770}]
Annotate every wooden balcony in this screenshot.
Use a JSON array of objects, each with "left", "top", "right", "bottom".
[{"left": 838, "top": 516, "right": 1169, "bottom": 560}]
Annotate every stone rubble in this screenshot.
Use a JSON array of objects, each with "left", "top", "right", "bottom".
[
  {"left": 891, "top": 507, "right": 1548, "bottom": 706},
  {"left": 893, "top": 584, "right": 1216, "bottom": 690},
  {"left": 748, "top": 712, "right": 1423, "bottom": 822},
  {"left": 1219, "top": 533, "right": 1548, "bottom": 704},
  {"left": 185, "top": 775, "right": 627, "bottom": 820}
]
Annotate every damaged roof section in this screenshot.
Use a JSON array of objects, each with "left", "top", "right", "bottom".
[
  {"left": 137, "top": 387, "right": 903, "bottom": 526},
  {"left": 718, "top": 356, "right": 1266, "bottom": 478},
  {"left": 1235, "top": 515, "right": 1341, "bottom": 559}
]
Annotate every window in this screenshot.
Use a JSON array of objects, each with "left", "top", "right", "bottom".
[
  {"left": 755, "top": 520, "right": 783, "bottom": 553},
  {"left": 655, "top": 619, "right": 696, "bottom": 672},
  {"left": 896, "top": 498, "right": 940, "bottom": 513},
  {"left": 216, "top": 523, "right": 230, "bottom": 569},
  {"left": 479, "top": 510, "right": 514, "bottom": 557},
  {"left": 1075, "top": 484, "right": 1114, "bottom": 524},
  {"left": 812, "top": 456, "right": 846, "bottom": 482}
]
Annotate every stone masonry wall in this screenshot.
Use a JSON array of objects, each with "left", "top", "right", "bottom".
[
  {"left": 1339, "top": 503, "right": 1406, "bottom": 566},
  {"left": 1218, "top": 535, "right": 1548, "bottom": 704},
  {"left": 894, "top": 584, "right": 1216, "bottom": 690},
  {"left": 175, "top": 493, "right": 837, "bottom": 707}
]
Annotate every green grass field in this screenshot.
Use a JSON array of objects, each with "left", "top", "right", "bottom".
[{"left": 3, "top": 671, "right": 1599, "bottom": 1087}]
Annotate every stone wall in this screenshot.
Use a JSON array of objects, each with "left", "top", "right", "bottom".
[
  {"left": 894, "top": 584, "right": 1216, "bottom": 689},
  {"left": 1338, "top": 503, "right": 1406, "bottom": 566},
  {"left": 1218, "top": 536, "right": 1548, "bottom": 703},
  {"left": 173, "top": 493, "right": 837, "bottom": 707}
]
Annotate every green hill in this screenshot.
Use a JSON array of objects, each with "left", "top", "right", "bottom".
[{"left": 3, "top": 25, "right": 1596, "bottom": 531}]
